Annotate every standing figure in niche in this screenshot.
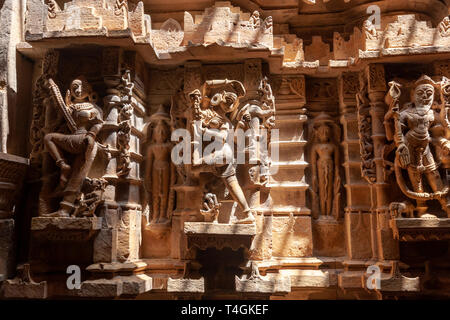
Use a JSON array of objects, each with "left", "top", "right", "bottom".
[
  {"left": 310, "top": 113, "right": 341, "bottom": 220},
  {"left": 190, "top": 79, "right": 255, "bottom": 224},
  {"left": 43, "top": 76, "right": 103, "bottom": 217},
  {"left": 144, "top": 106, "right": 175, "bottom": 225},
  {"left": 388, "top": 75, "right": 450, "bottom": 217}
]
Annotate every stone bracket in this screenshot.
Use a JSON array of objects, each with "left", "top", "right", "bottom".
[
  {"left": 390, "top": 218, "right": 450, "bottom": 241},
  {"left": 184, "top": 222, "right": 256, "bottom": 251},
  {"left": 31, "top": 217, "right": 102, "bottom": 241}
]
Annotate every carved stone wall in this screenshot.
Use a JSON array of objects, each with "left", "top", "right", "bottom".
[{"left": 1, "top": 0, "right": 450, "bottom": 300}]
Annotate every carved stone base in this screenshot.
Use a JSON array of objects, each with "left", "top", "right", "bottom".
[
  {"left": 184, "top": 222, "right": 256, "bottom": 250},
  {"left": 31, "top": 217, "right": 102, "bottom": 241},
  {"left": 312, "top": 217, "right": 345, "bottom": 257},
  {"left": 235, "top": 274, "right": 291, "bottom": 294},
  {"left": 2, "top": 280, "right": 48, "bottom": 299},
  {"left": 78, "top": 275, "right": 152, "bottom": 298},
  {"left": 167, "top": 277, "right": 205, "bottom": 293},
  {"left": 1, "top": 264, "right": 47, "bottom": 299}
]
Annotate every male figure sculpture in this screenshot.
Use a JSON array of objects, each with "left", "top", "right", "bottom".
[
  {"left": 391, "top": 75, "right": 450, "bottom": 217},
  {"left": 190, "top": 80, "right": 256, "bottom": 224}
]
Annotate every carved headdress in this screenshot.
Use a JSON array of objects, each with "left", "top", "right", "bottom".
[
  {"left": 310, "top": 113, "right": 341, "bottom": 144},
  {"left": 145, "top": 105, "right": 171, "bottom": 144},
  {"left": 413, "top": 75, "right": 438, "bottom": 89}
]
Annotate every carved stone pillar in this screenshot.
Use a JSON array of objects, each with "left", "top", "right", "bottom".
[
  {"left": 366, "top": 64, "right": 398, "bottom": 261},
  {"left": 0, "top": 153, "right": 29, "bottom": 278},
  {"left": 115, "top": 51, "right": 146, "bottom": 262},
  {"left": 269, "top": 75, "right": 312, "bottom": 258},
  {"left": 339, "top": 73, "right": 372, "bottom": 260}
]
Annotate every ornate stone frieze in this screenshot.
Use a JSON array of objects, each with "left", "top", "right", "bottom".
[
  {"left": 356, "top": 72, "right": 376, "bottom": 183},
  {"left": 34, "top": 0, "right": 151, "bottom": 39},
  {"left": 116, "top": 70, "right": 134, "bottom": 178},
  {"left": 183, "top": 5, "right": 273, "bottom": 48}
]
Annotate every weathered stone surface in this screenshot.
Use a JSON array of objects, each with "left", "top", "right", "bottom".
[
  {"left": 167, "top": 278, "right": 205, "bottom": 293},
  {"left": 79, "top": 279, "right": 122, "bottom": 298},
  {"left": 2, "top": 280, "right": 48, "bottom": 299},
  {"left": 3, "top": 0, "right": 450, "bottom": 301},
  {"left": 280, "top": 270, "right": 333, "bottom": 288},
  {"left": 0, "top": 219, "right": 14, "bottom": 278},
  {"left": 235, "top": 274, "right": 291, "bottom": 293},
  {"left": 116, "top": 275, "right": 153, "bottom": 296},
  {"left": 272, "top": 216, "right": 312, "bottom": 257},
  {"left": 184, "top": 222, "right": 256, "bottom": 236},
  {"left": 31, "top": 217, "right": 102, "bottom": 231}
]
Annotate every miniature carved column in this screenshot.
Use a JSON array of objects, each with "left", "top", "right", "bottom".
[
  {"left": 170, "top": 61, "right": 204, "bottom": 260},
  {"left": 117, "top": 51, "right": 146, "bottom": 262},
  {"left": 366, "top": 64, "right": 398, "bottom": 261},
  {"left": 268, "top": 75, "right": 312, "bottom": 259},
  {"left": 98, "top": 48, "right": 147, "bottom": 263},
  {"left": 339, "top": 72, "right": 372, "bottom": 260}
]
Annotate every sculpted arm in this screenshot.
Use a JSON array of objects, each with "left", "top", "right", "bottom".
[
  {"left": 144, "top": 146, "right": 154, "bottom": 192},
  {"left": 430, "top": 114, "right": 450, "bottom": 154},
  {"left": 333, "top": 144, "right": 340, "bottom": 178},
  {"left": 310, "top": 146, "right": 318, "bottom": 193}
]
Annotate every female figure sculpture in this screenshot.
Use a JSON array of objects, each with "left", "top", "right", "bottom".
[{"left": 43, "top": 76, "right": 104, "bottom": 217}]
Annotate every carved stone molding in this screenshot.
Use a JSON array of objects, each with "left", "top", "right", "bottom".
[
  {"left": 390, "top": 218, "right": 450, "bottom": 242},
  {"left": 0, "top": 153, "right": 29, "bottom": 218},
  {"left": 184, "top": 222, "right": 256, "bottom": 251},
  {"left": 306, "top": 78, "right": 338, "bottom": 102}
]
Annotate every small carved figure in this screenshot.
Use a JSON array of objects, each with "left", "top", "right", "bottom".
[
  {"left": 200, "top": 192, "right": 221, "bottom": 223},
  {"left": 363, "top": 19, "right": 378, "bottom": 40},
  {"left": 248, "top": 11, "right": 261, "bottom": 28},
  {"left": 45, "top": 0, "right": 59, "bottom": 19},
  {"left": 356, "top": 72, "right": 376, "bottom": 183},
  {"left": 387, "top": 75, "right": 450, "bottom": 217},
  {"left": 73, "top": 178, "right": 108, "bottom": 217},
  {"left": 117, "top": 103, "right": 133, "bottom": 177},
  {"left": 439, "top": 16, "right": 450, "bottom": 38},
  {"left": 310, "top": 114, "right": 341, "bottom": 219},
  {"left": 43, "top": 76, "right": 104, "bottom": 217},
  {"left": 389, "top": 201, "right": 415, "bottom": 219},
  {"left": 263, "top": 16, "right": 273, "bottom": 32},
  {"left": 248, "top": 261, "right": 262, "bottom": 280},
  {"left": 114, "top": 0, "right": 128, "bottom": 16},
  {"left": 237, "top": 77, "right": 275, "bottom": 163},
  {"left": 144, "top": 106, "right": 175, "bottom": 225},
  {"left": 440, "top": 76, "right": 450, "bottom": 133}
]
